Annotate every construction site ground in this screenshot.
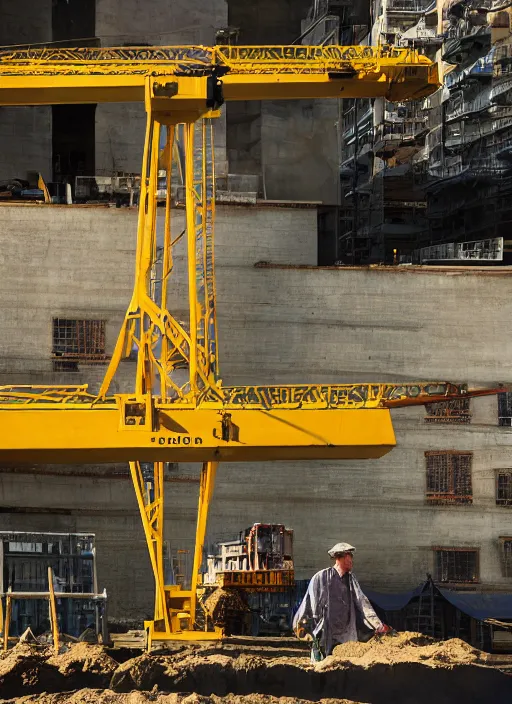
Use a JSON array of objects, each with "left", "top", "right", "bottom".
[{"left": 1, "top": 632, "right": 512, "bottom": 703}]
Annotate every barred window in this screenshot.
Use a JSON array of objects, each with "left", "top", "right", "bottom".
[
  {"left": 425, "top": 451, "right": 473, "bottom": 504},
  {"left": 434, "top": 547, "right": 479, "bottom": 584},
  {"left": 496, "top": 471, "right": 512, "bottom": 506},
  {"left": 499, "top": 538, "right": 512, "bottom": 578},
  {"left": 425, "top": 397, "right": 471, "bottom": 424},
  {"left": 498, "top": 392, "right": 512, "bottom": 427},
  {"left": 52, "top": 318, "right": 109, "bottom": 371}
]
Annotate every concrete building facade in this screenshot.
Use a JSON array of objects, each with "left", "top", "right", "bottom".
[
  {"left": 0, "top": 0, "right": 344, "bottom": 204},
  {"left": 334, "top": 0, "right": 512, "bottom": 265},
  {"left": 0, "top": 202, "right": 510, "bottom": 621},
  {"left": 0, "top": 1, "right": 52, "bottom": 181}
]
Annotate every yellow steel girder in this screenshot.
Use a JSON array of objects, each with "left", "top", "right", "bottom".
[
  {"left": 0, "top": 406, "right": 395, "bottom": 463},
  {"left": 0, "top": 382, "right": 497, "bottom": 463},
  {"left": 0, "top": 44, "right": 439, "bottom": 105}
]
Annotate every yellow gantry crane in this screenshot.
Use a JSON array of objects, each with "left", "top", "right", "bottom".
[{"left": 0, "top": 43, "right": 494, "bottom": 645}]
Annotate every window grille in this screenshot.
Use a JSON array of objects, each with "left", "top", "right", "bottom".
[
  {"left": 496, "top": 471, "right": 512, "bottom": 506},
  {"left": 425, "top": 451, "right": 473, "bottom": 504},
  {"left": 434, "top": 547, "right": 479, "bottom": 583},
  {"left": 499, "top": 537, "right": 512, "bottom": 577},
  {"left": 425, "top": 397, "right": 471, "bottom": 424},
  {"left": 52, "top": 318, "right": 109, "bottom": 371},
  {"left": 498, "top": 392, "right": 512, "bottom": 427}
]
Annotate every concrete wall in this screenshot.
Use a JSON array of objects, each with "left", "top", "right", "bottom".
[
  {"left": 0, "top": 203, "right": 316, "bottom": 384},
  {"left": 226, "top": 0, "right": 340, "bottom": 203},
  {"left": 0, "top": 2, "right": 52, "bottom": 181},
  {"left": 0, "top": 203, "right": 511, "bottom": 620},
  {"left": 228, "top": 0, "right": 311, "bottom": 45},
  {"left": 260, "top": 101, "right": 339, "bottom": 203},
  {"left": 94, "top": 0, "right": 228, "bottom": 175},
  {"left": 227, "top": 99, "right": 341, "bottom": 204},
  {"left": 0, "top": 205, "right": 136, "bottom": 388}
]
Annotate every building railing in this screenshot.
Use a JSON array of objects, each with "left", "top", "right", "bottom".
[
  {"left": 412, "top": 237, "right": 504, "bottom": 263},
  {"left": 387, "top": 0, "right": 433, "bottom": 13},
  {"left": 445, "top": 87, "right": 491, "bottom": 122}
]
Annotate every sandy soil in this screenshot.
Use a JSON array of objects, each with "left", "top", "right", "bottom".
[
  {"left": 4, "top": 693, "right": 361, "bottom": 704},
  {"left": 0, "top": 632, "right": 510, "bottom": 704},
  {"left": 327, "top": 630, "right": 484, "bottom": 667}
]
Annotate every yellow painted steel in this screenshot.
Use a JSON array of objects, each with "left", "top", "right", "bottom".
[
  {"left": 0, "top": 45, "right": 439, "bottom": 104},
  {"left": 0, "top": 405, "right": 396, "bottom": 463},
  {"left": 0, "top": 43, "right": 484, "bottom": 645},
  {"left": 129, "top": 461, "right": 170, "bottom": 635},
  {"left": 189, "top": 462, "right": 218, "bottom": 628}
]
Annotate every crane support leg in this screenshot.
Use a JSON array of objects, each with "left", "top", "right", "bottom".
[
  {"left": 190, "top": 461, "right": 218, "bottom": 626},
  {"left": 129, "top": 461, "right": 170, "bottom": 635},
  {"left": 134, "top": 460, "right": 222, "bottom": 647}
]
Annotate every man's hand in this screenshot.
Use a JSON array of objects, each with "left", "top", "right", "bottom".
[
  {"left": 375, "top": 623, "right": 397, "bottom": 636},
  {"left": 295, "top": 617, "right": 314, "bottom": 641}
]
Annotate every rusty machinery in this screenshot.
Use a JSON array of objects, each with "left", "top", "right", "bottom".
[{"left": 199, "top": 523, "right": 294, "bottom": 633}]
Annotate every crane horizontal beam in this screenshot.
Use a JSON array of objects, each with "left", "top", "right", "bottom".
[
  {"left": 0, "top": 406, "right": 395, "bottom": 463},
  {"left": 0, "top": 383, "right": 498, "bottom": 463},
  {"left": 0, "top": 44, "right": 439, "bottom": 104}
]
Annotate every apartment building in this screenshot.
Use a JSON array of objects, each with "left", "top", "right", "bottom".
[{"left": 334, "top": 0, "right": 512, "bottom": 265}]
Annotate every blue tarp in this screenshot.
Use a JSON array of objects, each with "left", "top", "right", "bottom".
[
  {"left": 438, "top": 588, "right": 512, "bottom": 621},
  {"left": 366, "top": 582, "right": 512, "bottom": 621},
  {"left": 363, "top": 582, "right": 427, "bottom": 612}
]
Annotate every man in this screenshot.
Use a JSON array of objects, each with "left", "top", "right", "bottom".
[{"left": 293, "top": 542, "right": 390, "bottom": 661}]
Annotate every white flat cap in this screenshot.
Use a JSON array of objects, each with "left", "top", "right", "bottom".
[{"left": 328, "top": 542, "right": 356, "bottom": 557}]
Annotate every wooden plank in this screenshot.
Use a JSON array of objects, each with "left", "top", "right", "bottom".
[{"left": 48, "top": 567, "right": 59, "bottom": 655}]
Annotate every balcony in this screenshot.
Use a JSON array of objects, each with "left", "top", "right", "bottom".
[
  {"left": 386, "top": 0, "right": 434, "bottom": 14},
  {"left": 495, "top": 41, "right": 512, "bottom": 78},
  {"left": 445, "top": 86, "right": 491, "bottom": 122},
  {"left": 399, "top": 26, "right": 443, "bottom": 48},
  {"left": 412, "top": 237, "right": 504, "bottom": 263},
  {"left": 374, "top": 117, "right": 428, "bottom": 153},
  {"left": 442, "top": 28, "right": 491, "bottom": 71}
]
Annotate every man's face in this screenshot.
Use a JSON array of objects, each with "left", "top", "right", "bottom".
[{"left": 336, "top": 552, "right": 354, "bottom": 573}]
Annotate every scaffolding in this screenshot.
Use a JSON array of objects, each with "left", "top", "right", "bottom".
[{"left": 0, "top": 532, "right": 107, "bottom": 641}]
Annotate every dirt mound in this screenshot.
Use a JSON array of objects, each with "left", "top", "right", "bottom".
[
  {"left": 4, "top": 692, "right": 361, "bottom": 704},
  {"left": 0, "top": 641, "right": 63, "bottom": 699},
  {"left": 48, "top": 643, "right": 119, "bottom": 688},
  {"left": 0, "top": 633, "right": 510, "bottom": 703},
  {"left": 106, "top": 645, "right": 511, "bottom": 704},
  {"left": 110, "top": 652, "right": 167, "bottom": 692},
  {"left": 328, "top": 630, "right": 484, "bottom": 667},
  {"left": 0, "top": 641, "right": 118, "bottom": 698}
]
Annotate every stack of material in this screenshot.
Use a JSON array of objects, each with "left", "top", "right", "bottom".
[
  {"left": 203, "top": 589, "right": 250, "bottom": 626},
  {"left": 109, "top": 630, "right": 147, "bottom": 650}
]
